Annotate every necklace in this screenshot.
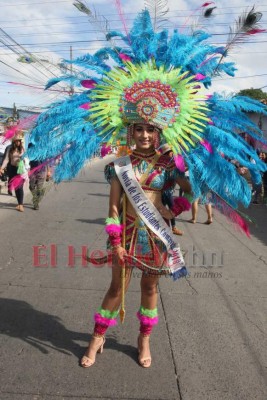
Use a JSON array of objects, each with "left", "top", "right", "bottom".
[{"left": 132, "top": 150, "right": 156, "bottom": 160}]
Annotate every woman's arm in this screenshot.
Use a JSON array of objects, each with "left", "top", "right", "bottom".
[
  {"left": 107, "top": 177, "right": 126, "bottom": 263},
  {"left": 108, "top": 176, "right": 123, "bottom": 218},
  {"left": 0, "top": 148, "right": 10, "bottom": 173},
  {"left": 176, "top": 176, "right": 192, "bottom": 194}
]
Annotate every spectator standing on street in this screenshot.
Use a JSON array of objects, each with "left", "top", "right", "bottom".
[
  {"left": 28, "top": 143, "right": 51, "bottom": 210},
  {"left": 261, "top": 152, "right": 267, "bottom": 202},
  {"left": 0, "top": 133, "right": 25, "bottom": 212},
  {"left": 161, "top": 144, "right": 184, "bottom": 235},
  {"left": 189, "top": 197, "right": 213, "bottom": 225},
  {"left": 252, "top": 151, "right": 266, "bottom": 204},
  {"left": 0, "top": 135, "right": 11, "bottom": 166},
  {"left": 0, "top": 135, "right": 11, "bottom": 191}
]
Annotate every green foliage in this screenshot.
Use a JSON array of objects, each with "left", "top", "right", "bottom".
[{"left": 238, "top": 88, "right": 267, "bottom": 100}]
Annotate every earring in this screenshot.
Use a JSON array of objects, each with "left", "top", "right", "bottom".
[
  {"left": 154, "top": 132, "right": 160, "bottom": 149},
  {"left": 126, "top": 125, "right": 133, "bottom": 147}
]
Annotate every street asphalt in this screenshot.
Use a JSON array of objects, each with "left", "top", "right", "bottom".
[{"left": 0, "top": 155, "right": 266, "bottom": 400}]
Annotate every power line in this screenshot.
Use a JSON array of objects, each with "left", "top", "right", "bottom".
[
  {"left": 3, "top": 28, "right": 267, "bottom": 38},
  {"left": 0, "top": 27, "right": 59, "bottom": 80},
  {"left": 1, "top": 38, "right": 267, "bottom": 48},
  {"left": 0, "top": 0, "right": 68, "bottom": 6},
  {"left": 218, "top": 73, "right": 267, "bottom": 80},
  {"left": 0, "top": 2, "right": 267, "bottom": 11}
]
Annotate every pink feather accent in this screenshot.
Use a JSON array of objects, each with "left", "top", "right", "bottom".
[
  {"left": 180, "top": 1, "right": 214, "bottom": 30},
  {"left": 114, "top": 0, "right": 130, "bottom": 43},
  {"left": 79, "top": 103, "right": 91, "bottom": 109},
  {"left": 174, "top": 154, "right": 186, "bottom": 172},
  {"left": 80, "top": 79, "right": 97, "bottom": 89},
  {"left": 171, "top": 196, "right": 191, "bottom": 216},
  {"left": 9, "top": 175, "right": 25, "bottom": 190},
  {"left": 246, "top": 28, "right": 266, "bottom": 35},
  {"left": 195, "top": 73, "right": 206, "bottom": 81},
  {"left": 119, "top": 53, "right": 132, "bottom": 62},
  {"left": 100, "top": 144, "right": 111, "bottom": 158},
  {"left": 137, "top": 312, "right": 159, "bottom": 326},
  {"left": 213, "top": 195, "right": 251, "bottom": 237},
  {"left": 105, "top": 224, "right": 124, "bottom": 235},
  {"left": 200, "top": 140, "right": 213, "bottom": 153},
  {"left": 201, "top": 2, "right": 214, "bottom": 7},
  {"left": 94, "top": 313, "right": 117, "bottom": 327},
  {"left": 10, "top": 157, "right": 56, "bottom": 190},
  {"left": 4, "top": 115, "right": 38, "bottom": 141}
]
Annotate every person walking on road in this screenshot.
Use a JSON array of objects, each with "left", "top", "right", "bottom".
[
  {"left": 189, "top": 197, "right": 213, "bottom": 225},
  {"left": 161, "top": 144, "right": 184, "bottom": 235},
  {"left": 0, "top": 133, "right": 25, "bottom": 212},
  {"left": 28, "top": 143, "right": 51, "bottom": 210}
]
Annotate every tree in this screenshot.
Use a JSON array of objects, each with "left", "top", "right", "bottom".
[{"left": 237, "top": 88, "right": 267, "bottom": 100}]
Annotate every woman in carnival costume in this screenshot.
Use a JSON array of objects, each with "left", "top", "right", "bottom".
[
  {"left": 25, "top": 1, "right": 267, "bottom": 367},
  {"left": 0, "top": 133, "right": 25, "bottom": 212}
]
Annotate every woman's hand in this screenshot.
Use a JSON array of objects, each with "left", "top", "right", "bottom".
[{"left": 113, "top": 245, "right": 127, "bottom": 265}]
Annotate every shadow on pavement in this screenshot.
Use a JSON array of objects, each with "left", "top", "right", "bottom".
[
  {"left": 76, "top": 218, "right": 105, "bottom": 225},
  {"left": 0, "top": 202, "right": 16, "bottom": 209},
  {"left": 87, "top": 193, "right": 109, "bottom": 197},
  {"left": 0, "top": 298, "right": 137, "bottom": 362},
  {"left": 241, "top": 204, "right": 267, "bottom": 247}
]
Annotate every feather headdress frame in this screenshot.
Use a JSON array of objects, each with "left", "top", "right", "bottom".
[
  {"left": 26, "top": 1, "right": 267, "bottom": 236},
  {"left": 144, "top": 0, "right": 169, "bottom": 31}
]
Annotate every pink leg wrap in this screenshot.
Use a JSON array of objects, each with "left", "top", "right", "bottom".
[
  {"left": 93, "top": 312, "right": 117, "bottom": 337},
  {"left": 94, "top": 323, "right": 109, "bottom": 337},
  {"left": 140, "top": 324, "right": 153, "bottom": 336},
  {"left": 137, "top": 311, "right": 159, "bottom": 336}
]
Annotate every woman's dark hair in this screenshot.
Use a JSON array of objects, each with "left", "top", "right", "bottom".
[{"left": 10, "top": 139, "right": 24, "bottom": 154}]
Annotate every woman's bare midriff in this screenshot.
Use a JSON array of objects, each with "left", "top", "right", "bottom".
[{"left": 126, "top": 190, "right": 173, "bottom": 220}]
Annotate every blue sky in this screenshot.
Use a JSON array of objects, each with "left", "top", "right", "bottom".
[{"left": 0, "top": 0, "right": 266, "bottom": 110}]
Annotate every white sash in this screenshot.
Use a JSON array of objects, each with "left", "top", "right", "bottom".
[{"left": 114, "top": 155, "right": 186, "bottom": 278}]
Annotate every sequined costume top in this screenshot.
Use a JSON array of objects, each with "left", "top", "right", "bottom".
[{"left": 105, "top": 150, "right": 183, "bottom": 275}]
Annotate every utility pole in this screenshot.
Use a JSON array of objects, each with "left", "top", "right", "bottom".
[{"left": 70, "top": 46, "right": 74, "bottom": 96}]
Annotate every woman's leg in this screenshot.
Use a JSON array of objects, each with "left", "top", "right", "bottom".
[
  {"left": 204, "top": 203, "right": 212, "bottom": 224},
  {"left": 81, "top": 260, "right": 132, "bottom": 367},
  {"left": 137, "top": 273, "right": 159, "bottom": 367},
  {"left": 189, "top": 199, "right": 198, "bottom": 223},
  {"left": 15, "top": 184, "right": 24, "bottom": 206}
]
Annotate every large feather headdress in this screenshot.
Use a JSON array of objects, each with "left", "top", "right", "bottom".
[{"left": 26, "top": 1, "right": 267, "bottom": 234}]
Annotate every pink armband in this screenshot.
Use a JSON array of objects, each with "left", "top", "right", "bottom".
[
  {"left": 170, "top": 196, "right": 191, "bottom": 217},
  {"left": 105, "top": 218, "right": 124, "bottom": 247}
]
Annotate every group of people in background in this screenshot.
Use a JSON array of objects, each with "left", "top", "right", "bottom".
[
  {"left": 234, "top": 151, "right": 267, "bottom": 205},
  {"left": 1, "top": 132, "right": 266, "bottom": 216},
  {"left": 0, "top": 133, "right": 51, "bottom": 212}
]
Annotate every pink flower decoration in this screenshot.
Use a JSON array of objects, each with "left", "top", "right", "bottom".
[
  {"left": 200, "top": 140, "right": 213, "bottom": 153},
  {"left": 195, "top": 73, "right": 206, "bottom": 81},
  {"left": 174, "top": 154, "right": 186, "bottom": 172},
  {"left": 80, "top": 79, "right": 97, "bottom": 89},
  {"left": 119, "top": 53, "right": 132, "bottom": 62},
  {"left": 79, "top": 103, "right": 91, "bottom": 109}
]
